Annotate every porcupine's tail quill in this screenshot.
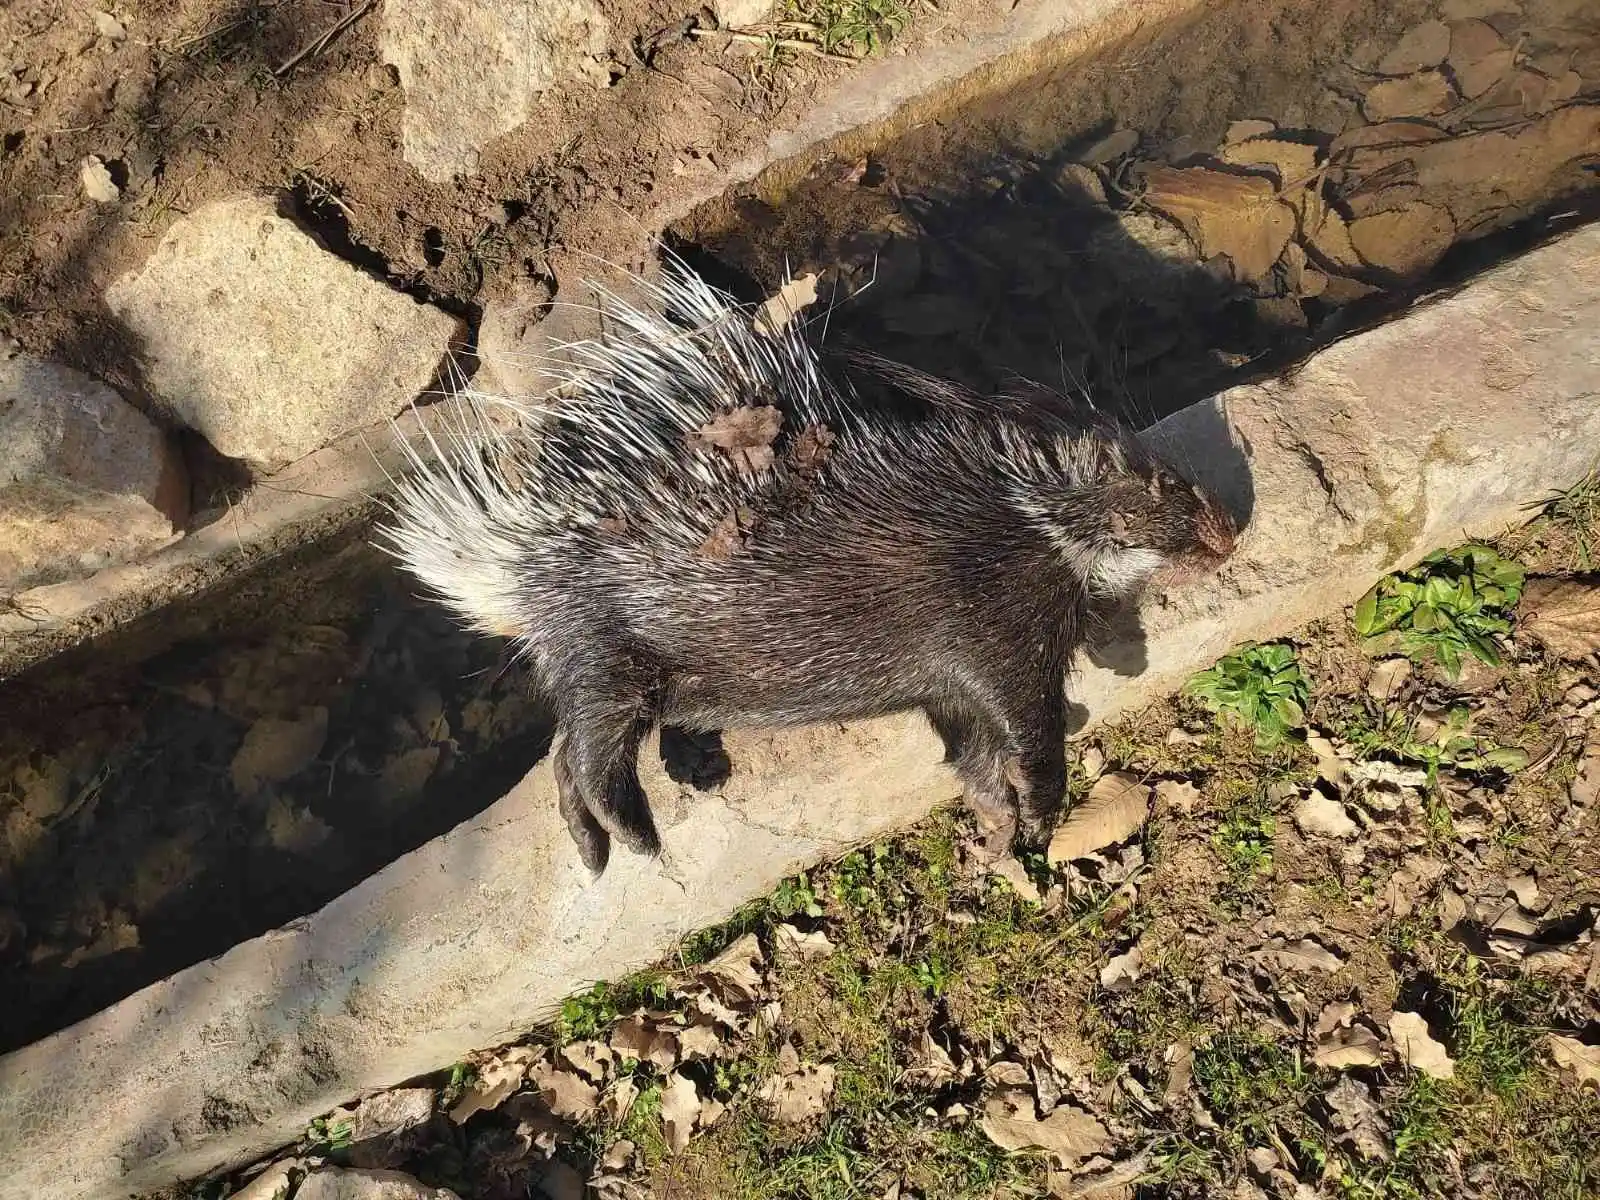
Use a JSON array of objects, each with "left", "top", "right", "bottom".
[{"left": 373, "top": 253, "right": 841, "bottom": 645}]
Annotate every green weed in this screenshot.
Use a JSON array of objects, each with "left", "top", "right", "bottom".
[
  {"left": 1353, "top": 545, "right": 1525, "bottom": 678},
  {"left": 1343, "top": 703, "right": 1528, "bottom": 786},
  {"left": 786, "top": 0, "right": 909, "bottom": 55},
  {"left": 1534, "top": 466, "right": 1599, "bottom": 568},
  {"left": 1185, "top": 642, "right": 1309, "bottom": 749},
  {"left": 558, "top": 973, "right": 671, "bottom": 1042}
]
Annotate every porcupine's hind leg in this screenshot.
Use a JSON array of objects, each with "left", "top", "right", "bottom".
[{"left": 555, "top": 644, "right": 664, "bottom": 864}]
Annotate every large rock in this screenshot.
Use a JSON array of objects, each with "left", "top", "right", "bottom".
[
  {"left": 380, "top": 0, "right": 610, "bottom": 183},
  {"left": 1, "top": 223, "right": 1597, "bottom": 1200},
  {"left": 1076, "top": 218, "right": 1600, "bottom": 723},
  {"left": 105, "top": 198, "right": 464, "bottom": 469},
  {"left": 0, "top": 351, "right": 186, "bottom": 592}
]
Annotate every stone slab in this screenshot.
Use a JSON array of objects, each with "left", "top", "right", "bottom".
[
  {"left": 1, "top": 222, "right": 1597, "bottom": 1200},
  {"left": 380, "top": 0, "right": 610, "bottom": 183},
  {"left": 104, "top": 197, "right": 465, "bottom": 469},
  {"left": 0, "top": 396, "right": 470, "bottom": 681},
  {"left": 0, "top": 350, "right": 186, "bottom": 593}
]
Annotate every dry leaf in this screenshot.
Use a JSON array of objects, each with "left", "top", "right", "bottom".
[
  {"left": 1250, "top": 937, "right": 1345, "bottom": 974},
  {"left": 1048, "top": 772, "right": 1151, "bottom": 863},
  {"left": 1366, "top": 657, "right": 1412, "bottom": 701},
  {"left": 698, "top": 932, "right": 766, "bottom": 1005},
  {"left": 448, "top": 1046, "right": 540, "bottom": 1123},
  {"left": 1325, "top": 1077, "right": 1390, "bottom": 1161},
  {"left": 906, "top": 1030, "right": 959, "bottom": 1087},
  {"left": 1139, "top": 166, "right": 1295, "bottom": 282},
  {"left": 1517, "top": 577, "right": 1600, "bottom": 660},
  {"left": 692, "top": 406, "right": 784, "bottom": 474},
  {"left": 1314, "top": 1024, "right": 1384, "bottom": 1069},
  {"left": 377, "top": 746, "right": 440, "bottom": 802},
  {"left": 773, "top": 923, "right": 834, "bottom": 961},
  {"left": 602, "top": 1076, "right": 638, "bottom": 1125},
  {"left": 1389, "top": 1011, "right": 1456, "bottom": 1079},
  {"left": 980, "top": 1091, "right": 1113, "bottom": 1165},
  {"left": 1448, "top": 19, "right": 1512, "bottom": 98},
  {"left": 608, "top": 1016, "right": 679, "bottom": 1071},
  {"left": 1329, "top": 120, "right": 1450, "bottom": 155},
  {"left": 1363, "top": 72, "right": 1455, "bottom": 121},
  {"left": 1413, "top": 106, "right": 1600, "bottom": 193},
  {"left": 1225, "top": 118, "right": 1278, "bottom": 143},
  {"left": 601, "top": 1140, "right": 635, "bottom": 1172},
  {"left": 990, "top": 855, "right": 1043, "bottom": 904},
  {"left": 1377, "top": 20, "right": 1450, "bottom": 74},
  {"left": 1163, "top": 1039, "right": 1194, "bottom": 1105},
  {"left": 1305, "top": 205, "right": 1365, "bottom": 275},
  {"left": 659, "top": 1071, "right": 701, "bottom": 1154},
  {"left": 1315, "top": 1000, "right": 1357, "bottom": 1037},
  {"left": 1099, "top": 945, "right": 1143, "bottom": 992},
  {"left": 1348, "top": 203, "right": 1456, "bottom": 279},
  {"left": 755, "top": 273, "right": 820, "bottom": 337},
  {"left": 1547, "top": 1035, "right": 1600, "bottom": 1088},
  {"left": 350, "top": 1089, "right": 435, "bottom": 1143},
  {"left": 231, "top": 707, "right": 329, "bottom": 794},
  {"left": 80, "top": 155, "right": 120, "bottom": 203},
  {"left": 756, "top": 1062, "right": 836, "bottom": 1123},
  {"left": 1293, "top": 792, "right": 1359, "bottom": 839},
  {"left": 1154, "top": 778, "right": 1201, "bottom": 814},
  {"left": 1218, "top": 135, "right": 1319, "bottom": 185},
  {"left": 531, "top": 1061, "right": 600, "bottom": 1120},
  {"left": 676, "top": 1022, "right": 723, "bottom": 1062},
  {"left": 559, "top": 1040, "right": 613, "bottom": 1082}
]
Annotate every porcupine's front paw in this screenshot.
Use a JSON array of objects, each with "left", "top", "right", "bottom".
[{"left": 594, "top": 773, "right": 664, "bottom": 859}]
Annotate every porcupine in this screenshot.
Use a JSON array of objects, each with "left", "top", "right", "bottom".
[{"left": 378, "top": 259, "right": 1239, "bottom": 874}]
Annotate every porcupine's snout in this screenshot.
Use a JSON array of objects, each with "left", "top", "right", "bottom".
[{"left": 1165, "top": 490, "right": 1238, "bottom": 585}]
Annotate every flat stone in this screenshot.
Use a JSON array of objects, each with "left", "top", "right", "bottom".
[
  {"left": 104, "top": 197, "right": 464, "bottom": 469},
  {"left": 713, "top": 0, "right": 772, "bottom": 27},
  {"left": 380, "top": 0, "right": 611, "bottom": 183},
  {"left": 0, "top": 352, "right": 186, "bottom": 592},
  {"left": 297, "top": 1168, "right": 459, "bottom": 1200}
]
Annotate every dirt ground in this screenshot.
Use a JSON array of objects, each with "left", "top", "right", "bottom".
[{"left": 181, "top": 488, "right": 1600, "bottom": 1200}]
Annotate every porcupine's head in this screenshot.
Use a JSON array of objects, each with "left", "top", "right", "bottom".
[{"left": 996, "top": 385, "right": 1238, "bottom": 600}]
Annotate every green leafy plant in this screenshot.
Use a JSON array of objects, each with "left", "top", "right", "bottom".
[
  {"left": 304, "top": 1113, "right": 354, "bottom": 1152},
  {"left": 772, "top": 872, "right": 824, "bottom": 919},
  {"left": 1184, "top": 642, "right": 1309, "bottom": 749},
  {"left": 1346, "top": 704, "right": 1529, "bottom": 786},
  {"left": 1353, "top": 546, "right": 1525, "bottom": 678}
]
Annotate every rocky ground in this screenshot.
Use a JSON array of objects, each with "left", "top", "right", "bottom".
[{"left": 169, "top": 480, "right": 1600, "bottom": 1200}]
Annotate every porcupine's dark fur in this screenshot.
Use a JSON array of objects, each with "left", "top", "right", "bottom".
[{"left": 378, "top": 259, "right": 1239, "bottom": 873}]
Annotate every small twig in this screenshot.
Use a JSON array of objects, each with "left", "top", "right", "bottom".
[
  {"left": 274, "top": 0, "right": 376, "bottom": 78},
  {"left": 687, "top": 26, "right": 845, "bottom": 57}
]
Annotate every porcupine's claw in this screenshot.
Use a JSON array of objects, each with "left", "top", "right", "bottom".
[{"left": 555, "top": 744, "right": 611, "bottom": 875}]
